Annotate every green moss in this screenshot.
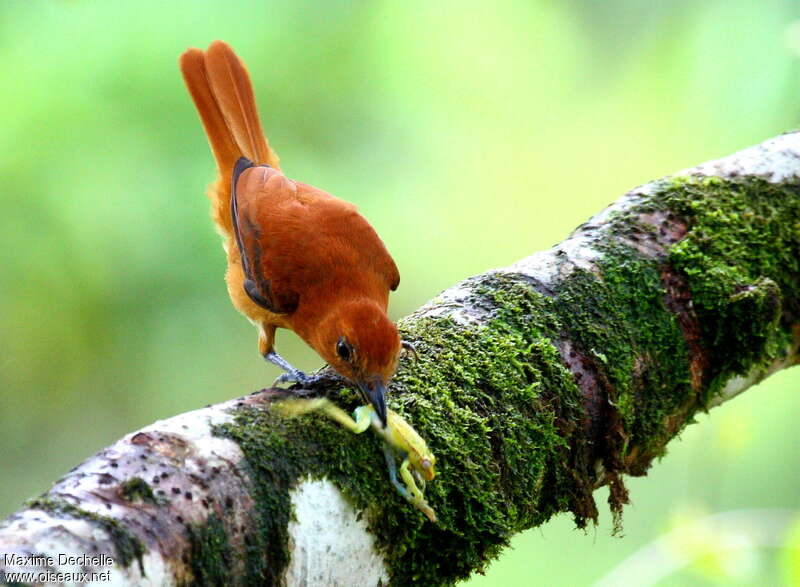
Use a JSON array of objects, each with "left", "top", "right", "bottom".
[
  {"left": 119, "top": 477, "right": 163, "bottom": 506},
  {"left": 559, "top": 175, "right": 798, "bottom": 461},
  {"left": 185, "top": 514, "right": 233, "bottom": 586},
  {"left": 27, "top": 496, "right": 145, "bottom": 573},
  {"left": 555, "top": 243, "right": 692, "bottom": 460},
  {"left": 656, "top": 176, "right": 798, "bottom": 396}
]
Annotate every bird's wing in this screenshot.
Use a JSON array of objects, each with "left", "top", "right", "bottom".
[
  {"left": 233, "top": 162, "right": 400, "bottom": 310},
  {"left": 382, "top": 245, "right": 401, "bottom": 292},
  {"left": 231, "top": 159, "right": 299, "bottom": 314},
  {"left": 281, "top": 180, "right": 401, "bottom": 295},
  {"left": 332, "top": 200, "right": 400, "bottom": 292}
]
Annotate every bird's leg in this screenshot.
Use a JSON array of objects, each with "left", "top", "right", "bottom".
[
  {"left": 263, "top": 350, "right": 331, "bottom": 389},
  {"left": 260, "top": 328, "right": 329, "bottom": 389},
  {"left": 264, "top": 349, "right": 308, "bottom": 383}
]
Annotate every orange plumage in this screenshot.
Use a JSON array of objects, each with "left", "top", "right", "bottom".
[{"left": 179, "top": 41, "right": 401, "bottom": 424}]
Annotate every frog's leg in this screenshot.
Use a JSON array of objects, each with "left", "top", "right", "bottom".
[
  {"left": 384, "top": 447, "right": 438, "bottom": 522},
  {"left": 383, "top": 446, "right": 410, "bottom": 501},
  {"left": 271, "top": 397, "right": 331, "bottom": 418},
  {"left": 349, "top": 405, "right": 375, "bottom": 434},
  {"left": 400, "top": 459, "right": 437, "bottom": 522},
  {"left": 313, "top": 401, "right": 370, "bottom": 434},
  {"left": 398, "top": 458, "right": 426, "bottom": 504},
  {"left": 273, "top": 398, "right": 371, "bottom": 435},
  {"left": 411, "top": 468, "right": 427, "bottom": 492}
]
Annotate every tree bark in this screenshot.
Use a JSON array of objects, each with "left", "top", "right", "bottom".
[{"left": 1, "top": 133, "right": 799, "bottom": 586}]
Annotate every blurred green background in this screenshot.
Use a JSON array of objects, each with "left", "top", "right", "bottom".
[{"left": 1, "top": 1, "right": 799, "bottom": 584}]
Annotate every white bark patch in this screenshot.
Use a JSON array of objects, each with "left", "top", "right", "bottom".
[
  {"left": 285, "top": 479, "right": 388, "bottom": 586},
  {"left": 502, "top": 236, "right": 604, "bottom": 282},
  {"left": 134, "top": 401, "right": 244, "bottom": 466},
  {"left": 420, "top": 282, "right": 486, "bottom": 325},
  {"left": 681, "top": 131, "right": 800, "bottom": 183},
  {"left": 428, "top": 285, "right": 475, "bottom": 320}
]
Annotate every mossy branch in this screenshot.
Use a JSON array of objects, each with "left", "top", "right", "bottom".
[{"left": 1, "top": 134, "right": 799, "bottom": 585}]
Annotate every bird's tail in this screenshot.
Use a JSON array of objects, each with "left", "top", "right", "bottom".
[{"left": 179, "top": 40, "right": 280, "bottom": 236}]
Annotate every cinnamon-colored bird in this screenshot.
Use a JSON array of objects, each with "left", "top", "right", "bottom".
[{"left": 180, "top": 40, "right": 404, "bottom": 425}]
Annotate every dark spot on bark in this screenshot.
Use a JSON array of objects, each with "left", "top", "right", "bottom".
[{"left": 130, "top": 432, "right": 153, "bottom": 446}]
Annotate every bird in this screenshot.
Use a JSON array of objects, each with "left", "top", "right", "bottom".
[{"left": 179, "top": 40, "right": 405, "bottom": 426}]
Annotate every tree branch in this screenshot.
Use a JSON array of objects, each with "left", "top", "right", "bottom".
[{"left": 2, "top": 133, "right": 799, "bottom": 586}]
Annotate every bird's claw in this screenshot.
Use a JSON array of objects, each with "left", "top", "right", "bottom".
[
  {"left": 273, "top": 370, "right": 307, "bottom": 386},
  {"left": 272, "top": 370, "right": 338, "bottom": 392},
  {"left": 401, "top": 340, "right": 418, "bottom": 362}
]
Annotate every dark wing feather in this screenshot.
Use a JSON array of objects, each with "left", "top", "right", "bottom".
[
  {"left": 385, "top": 256, "right": 400, "bottom": 291},
  {"left": 231, "top": 157, "right": 299, "bottom": 314}
]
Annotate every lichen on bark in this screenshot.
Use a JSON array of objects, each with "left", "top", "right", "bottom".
[{"left": 119, "top": 477, "right": 163, "bottom": 506}]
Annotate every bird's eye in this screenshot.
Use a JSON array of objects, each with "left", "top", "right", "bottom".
[{"left": 336, "top": 337, "right": 353, "bottom": 362}]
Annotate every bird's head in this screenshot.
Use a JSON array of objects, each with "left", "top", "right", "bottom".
[{"left": 318, "top": 299, "right": 401, "bottom": 427}]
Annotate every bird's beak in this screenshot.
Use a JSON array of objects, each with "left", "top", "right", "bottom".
[{"left": 358, "top": 380, "right": 388, "bottom": 428}]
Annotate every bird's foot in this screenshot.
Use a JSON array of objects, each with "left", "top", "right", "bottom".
[
  {"left": 273, "top": 369, "right": 331, "bottom": 390},
  {"left": 264, "top": 350, "right": 343, "bottom": 392}
]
